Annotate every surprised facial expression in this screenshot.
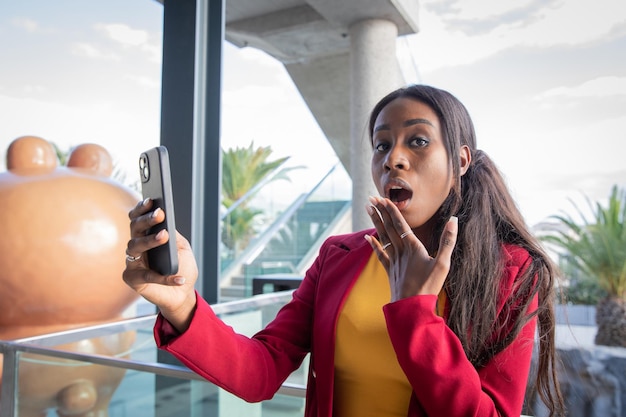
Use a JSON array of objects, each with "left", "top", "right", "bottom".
[{"left": 370, "top": 97, "right": 454, "bottom": 230}]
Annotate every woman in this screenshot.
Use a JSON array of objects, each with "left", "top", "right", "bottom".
[{"left": 123, "top": 84, "right": 564, "bottom": 416}]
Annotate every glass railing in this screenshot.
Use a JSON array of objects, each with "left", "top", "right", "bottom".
[
  {"left": 220, "top": 161, "right": 352, "bottom": 296},
  {"left": 0, "top": 291, "right": 306, "bottom": 417}
]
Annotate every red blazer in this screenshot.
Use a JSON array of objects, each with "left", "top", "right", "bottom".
[{"left": 155, "top": 229, "right": 538, "bottom": 417}]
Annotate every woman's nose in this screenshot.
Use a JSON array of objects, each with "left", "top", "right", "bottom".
[{"left": 384, "top": 146, "right": 408, "bottom": 170}]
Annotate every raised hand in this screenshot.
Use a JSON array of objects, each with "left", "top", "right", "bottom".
[{"left": 365, "top": 196, "right": 458, "bottom": 302}]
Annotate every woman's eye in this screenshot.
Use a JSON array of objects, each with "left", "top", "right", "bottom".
[
  {"left": 410, "top": 137, "right": 429, "bottom": 147},
  {"left": 374, "top": 142, "right": 389, "bottom": 152}
]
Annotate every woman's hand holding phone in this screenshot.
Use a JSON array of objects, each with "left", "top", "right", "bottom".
[
  {"left": 123, "top": 198, "right": 199, "bottom": 333},
  {"left": 122, "top": 146, "right": 199, "bottom": 333}
]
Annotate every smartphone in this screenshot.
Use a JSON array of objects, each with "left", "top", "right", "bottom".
[{"left": 139, "top": 146, "right": 179, "bottom": 276}]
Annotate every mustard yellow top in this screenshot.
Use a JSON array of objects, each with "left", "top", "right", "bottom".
[{"left": 333, "top": 252, "right": 447, "bottom": 417}]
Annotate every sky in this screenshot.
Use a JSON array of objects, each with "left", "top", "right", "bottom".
[{"left": 0, "top": 0, "right": 625, "bottom": 228}]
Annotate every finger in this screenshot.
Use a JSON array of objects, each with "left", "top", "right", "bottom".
[
  {"left": 368, "top": 196, "right": 396, "bottom": 238},
  {"left": 364, "top": 234, "right": 389, "bottom": 269},
  {"left": 126, "top": 228, "right": 170, "bottom": 266},
  {"left": 123, "top": 264, "right": 182, "bottom": 290},
  {"left": 370, "top": 196, "right": 411, "bottom": 246},
  {"left": 366, "top": 202, "right": 387, "bottom": 241},
  {"left": 382, "top": 198, "right": 412, "bottom": 236},
  {"left": 130, "top": 206, "right": 166, "bottom": 239},
  {"left": 432, "top": 216, "right": 458, "bottom": 275},
  {"left": 128, "top": 197, "right": 152, "bottom": 219}
]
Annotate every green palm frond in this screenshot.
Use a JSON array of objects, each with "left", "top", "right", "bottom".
[
  {"left": 222, "top": 142, "right": 293, "bottom": 202},
  {"left": 543, "top": 185, "right": 626, "bottom": 297},
  {"left": 221, "top": 141, "right": 302, "bottom": 254}
]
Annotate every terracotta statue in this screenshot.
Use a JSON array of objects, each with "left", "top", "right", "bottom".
[{"left": 0, "top": 136, "right": 141, "bottom": 416}]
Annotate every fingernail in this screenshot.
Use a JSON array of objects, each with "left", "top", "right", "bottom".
[
  {"left": 369, "top": 196, "right": 378, "bottom": 205},
  {"left": 450, "top": 215, "right": 458, "bottom": 224},
  {"left": 174, "top": 277, "right": 186, "bottom": 285},
  {"left": 366, "top": 205, "right": 374, "bottom": 215},
  {"left": 156, "top": 229, "right": 166, "bottom": 239},
  {"left": 142, "top": 197, "right": 150, "bottom": 206},
  {"left": 152, "top": 207, "right": 161, "bottom": 218}
]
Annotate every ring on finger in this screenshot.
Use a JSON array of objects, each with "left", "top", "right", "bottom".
[
  {"left": 400, "top": 230, "right": 413, "bottom": 239},
  {"left": 126, "top": 251, "right": 142, "bottom": 262},
  {"left": 382, "top": 242, "right": 392, "bottom": 250}
]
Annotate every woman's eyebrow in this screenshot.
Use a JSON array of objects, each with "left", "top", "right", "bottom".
[
  {"left": 374, "top": 118, "right": 434, "bottom": 133},
  {"left": 373, "top": 123, "right": 390, "bottom": 133},
  {"left": 405, "top": 118, "right": 434, "bottom": 127}
]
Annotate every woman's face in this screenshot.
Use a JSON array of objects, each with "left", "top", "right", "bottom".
[{"left": 371, "top": 97, "right": 457, "bottom": 230}]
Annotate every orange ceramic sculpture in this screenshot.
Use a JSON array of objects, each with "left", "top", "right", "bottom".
[{"left": 0, "top": 136, "right": 142, "bottom": 416}]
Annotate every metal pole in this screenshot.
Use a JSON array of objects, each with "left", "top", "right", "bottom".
[
  {"left": 0, "top": 346, "right": 18, "bottom": 417},
  {"left": 158, "top": 1, "right": 198, "bottom": 415},
  {"left": 192, "top": 0, "right": 223, "bottom": 304}
]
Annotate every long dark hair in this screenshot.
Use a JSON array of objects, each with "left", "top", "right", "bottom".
[{"left": 369, "top": 84, "right": 564, "bottom": 416}]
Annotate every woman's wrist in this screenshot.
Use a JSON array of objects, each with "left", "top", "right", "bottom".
[{"left": 160, "top": 291, "right": 198, "bottom": 334}]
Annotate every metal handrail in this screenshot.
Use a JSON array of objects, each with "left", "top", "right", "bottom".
[
  {"left": 0, "top": 341, "right": 307, "bottom": 393},
  {"left": 9, "top": 290, "right": 295, "bottom": 347},
  {"left": 220, "top": 162, "right": 343, "bottom": 282}
]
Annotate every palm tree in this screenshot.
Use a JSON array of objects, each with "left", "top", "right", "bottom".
[
  {"left": 52, "top": 142, "right": 70, "bottom": 165},
  {"left": 221, "top": 142, "right": 298, "bottom": 255},
  {"left": 542, "top": 185, "right": 626, "bottom": 347}
]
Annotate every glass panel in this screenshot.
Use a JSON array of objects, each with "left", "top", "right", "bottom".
[
  {"left": 14, "top": 357, "right": 305, "bottom": 417},
  {"left": 2, "top": 293, "right": 306, "bottom": 417},
  {"left": 16, "top": 352, "right": 145, "bottom": 417},
  {"left": 30, "top": 294, "right": 293, "bottom": 358},
  {"left": 221, "top": 162, "right": 352, "bottom": 298}
]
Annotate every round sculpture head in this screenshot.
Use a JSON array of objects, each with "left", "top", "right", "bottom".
[{"left": 0, "top": 136, "right": 140, "bottom": 327}]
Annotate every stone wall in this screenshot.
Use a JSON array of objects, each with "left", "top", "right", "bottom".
[{"left": 525, "top": 343, "right": 626, "bottom": 416}]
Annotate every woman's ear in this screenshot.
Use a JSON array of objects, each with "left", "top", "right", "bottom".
[{"left": 459, "top": 145, "right": 471, "bottom": 176}]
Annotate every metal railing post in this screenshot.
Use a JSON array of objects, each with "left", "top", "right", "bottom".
[{"left": 0, "top": 344, "right": 18, "bottom": 417}]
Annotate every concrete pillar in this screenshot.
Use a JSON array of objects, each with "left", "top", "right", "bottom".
[{"left": 349, "top": 19, "right": 404, "bottom": 232}]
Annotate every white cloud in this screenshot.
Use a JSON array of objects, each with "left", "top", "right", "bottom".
[
  {"left": 141, "top": 43, "right": 162, "bottom": 64},
  {"left": 409, "top": 0, "right": 626, "bottom": 72},
  {"left": 534, "top": 76, "right": 626, "bottom": 100},
  {"left": 490, "top": 113, "right": 626, "bottom": 225},
  {"left": 70, "top": 42, "right": 120, "bottom": 61},
  {"left": 95, "top": 23, "right": 149, "bottom": 47},
  {"left": 22, "top": 84, "right": 47, "bottom": 94},
  {"left": 223, "top": 84, "right": 290, "bottom": 108},
  {"left": 435, "top": 0, "right": 537, "bottom": 20},
  {"left": 11, "top": 17, "right": 39, "bottom": 33},
  {"left": 94, "top": 23, "right": 161, "bottom": 63},
  {"left": 124, "top": 74, "right": 160, "bottom": 90},
  {"left": 521, "top": 0, "right": 626, "bottom": 46}
]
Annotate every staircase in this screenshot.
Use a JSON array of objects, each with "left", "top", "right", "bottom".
[{"left": 219, "top": 198, "right": 352, "bottom": 301}]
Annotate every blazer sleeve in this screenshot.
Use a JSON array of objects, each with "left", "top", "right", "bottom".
[
  {"left": 383, "top": 246, "right": 538, "bottom": 417},
  {"left": 153, "top": 241, "right": 326, "bottom": 403}
]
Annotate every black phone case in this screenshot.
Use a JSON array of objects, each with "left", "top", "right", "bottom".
[{"left": 139, "top": 146, "right": 179, "bottom": 276}]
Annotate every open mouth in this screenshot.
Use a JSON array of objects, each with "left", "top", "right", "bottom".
[
  {"left": 388, "top": 186, "right": 413, "bottom": 210},
  {"left": 389, "top": 187, "right": 412, "bottom": 202}
]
